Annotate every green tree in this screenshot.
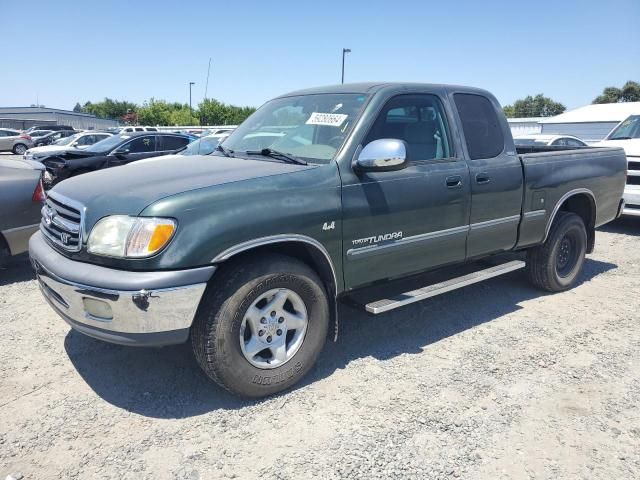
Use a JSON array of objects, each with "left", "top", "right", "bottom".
[
  {"left": 502, "top": 94, "right": 566, "bottom": 118},
  {"left": 592, "top": 81, "right": 640, "bottom": 104},
  {"left": 82, "top": 98, "right": 138, "bottom": 120},
  {"left": 137, "top": 99, "right": 173, "bottom": 126},
  {"left": 198, "top": 98, "right": 256, "bottom": 125},
  {"left": 72, "top": 102, "right": 84, "bottom": 113}
]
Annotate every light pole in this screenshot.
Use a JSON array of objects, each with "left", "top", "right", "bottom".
[
  {"left": 189, "top": 82, "right": 195, "bottom": 116},
  {"left": 341, "top": 48, "right": 351, "bottom": 84}
]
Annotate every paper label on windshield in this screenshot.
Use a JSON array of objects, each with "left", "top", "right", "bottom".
[{"left": 306, "top": 112, "right": 348, "bottom": 127}]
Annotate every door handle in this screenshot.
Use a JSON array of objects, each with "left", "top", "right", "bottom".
[
  {"left": 475, "top": 173, "right": 491, "bottom": 184},
  {"left": 445, "top": 175, "right": 463, "bottom": 188}
]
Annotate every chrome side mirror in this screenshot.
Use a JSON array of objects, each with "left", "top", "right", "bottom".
[{"left": 355, "top": 139, "right": 408, "bottom": 172}]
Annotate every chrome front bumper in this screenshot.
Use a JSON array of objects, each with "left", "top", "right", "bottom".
[
  {"left": 622, "top": 185, "right": 640, "bottom": 217},
  {"left": 29, "top": 232, "right": 215, "bottom": 346}
]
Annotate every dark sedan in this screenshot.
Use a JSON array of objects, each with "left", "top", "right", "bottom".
[{"left": 43, "top": 132, "right": 194, "bottom": 184}]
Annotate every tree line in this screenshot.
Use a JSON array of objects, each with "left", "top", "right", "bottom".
[
  {"left": 502, "top": 80, "right": 639, "bottom": 118},
  {"left": 73, "top": 98, "right": 256, "bottom": 126}
]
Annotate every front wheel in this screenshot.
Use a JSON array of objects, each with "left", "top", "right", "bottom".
[
  {"left": 191, "top": 254, "right": 329, "bottom": 398},
  {"left": 526, "top": 211, "right": 587, "bottom": 292}
]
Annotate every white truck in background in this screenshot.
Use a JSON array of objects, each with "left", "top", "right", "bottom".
[{"left": 595, "top": 115, "right": 640, "bottom": 217}]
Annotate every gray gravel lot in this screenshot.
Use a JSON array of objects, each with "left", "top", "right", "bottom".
[{"left": 1, "top": 219, "right": 639, "bottom": 479}]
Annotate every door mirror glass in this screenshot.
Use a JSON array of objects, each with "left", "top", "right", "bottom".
[
  {"left": 114, "top": 147, "right": 130, "bottom": 156},
  {"left": 356, "top": 139, "right": 408, "bottom": 172}
]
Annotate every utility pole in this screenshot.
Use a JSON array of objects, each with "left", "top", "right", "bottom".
[
  {"left": 341, "top": 48, "right": 351, "bottom": 84},
  {"left": 189, "top": 81, "right": 195, "bottom": 116}
]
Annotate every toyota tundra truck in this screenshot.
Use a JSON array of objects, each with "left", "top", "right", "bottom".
[{"left": 29, "top": 83, "right": 627, "bottom": 397}]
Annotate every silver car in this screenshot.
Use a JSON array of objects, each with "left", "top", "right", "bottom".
[
  {"left": 0, "top": 129, "right": 35, "bottom": 155},
  {"left": 0, "top": 158, "right": 46, "bottom": 265}
]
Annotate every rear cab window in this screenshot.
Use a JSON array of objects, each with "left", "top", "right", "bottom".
[{"left": 453, "top": 93, "right": 505, "bottom": 160}]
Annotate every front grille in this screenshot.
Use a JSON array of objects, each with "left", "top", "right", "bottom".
[
  {"left": 40, "top": 193, "right": 83, "bottom": 252},
  {"left": 628, "top": 176, "right": 640, "bottom": 186},
  {"left": 628, "top": 161, "right": 640, "bottom": 171}
]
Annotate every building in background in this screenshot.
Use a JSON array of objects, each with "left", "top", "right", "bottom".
[
  {"left": 507, "top": 117, "right": 544, "bottom": 136},
  {"left": 0, "top": 107, "right": 118, "bottom": 130},
  {"left": 540, "top": 102, "right": 640, "bottom": 144}
]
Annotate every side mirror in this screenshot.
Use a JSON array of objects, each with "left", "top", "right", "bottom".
[
  {"left": 114, "top": 148, "right": 130, "bottom": 157},
  {"left": 355, "top": 139, "right": 408, "bottom": 172}
]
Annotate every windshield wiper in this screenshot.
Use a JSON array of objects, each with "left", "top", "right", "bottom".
[
  {"left": 610, "top": 136, "right": 632, "bottom": 140},
  {"left": 216, "top": 144, "right": 234, "bottom": 157},
  {"left": 245, "top": 148, "right": 307, "bottom": 165}
]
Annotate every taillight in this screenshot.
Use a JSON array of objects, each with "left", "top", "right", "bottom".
[
  {"left": 20, "top": 134, "right": 32, "bottom": 140},
  {"left": 32, "top": 178, "right": 46, "bottom": 202}
]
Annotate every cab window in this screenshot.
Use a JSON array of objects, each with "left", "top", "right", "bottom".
[
  {"left": 454, "top": 93, "right": 505, "bottom": 160},
  {"left": 364, "top": 94, "right": 452, "bottom": 161}
]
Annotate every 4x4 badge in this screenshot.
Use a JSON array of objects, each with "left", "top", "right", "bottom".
[{"left": 322, "top": 221, "right": 335, "bottom": 231}]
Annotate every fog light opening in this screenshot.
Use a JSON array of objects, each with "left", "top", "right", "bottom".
[{"left": 82, "top": 298, "right": 113, "bottom": 321}]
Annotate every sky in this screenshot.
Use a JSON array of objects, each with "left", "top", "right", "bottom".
[{"left": 2, "top": 0, "right": 639, "bottom": 112}]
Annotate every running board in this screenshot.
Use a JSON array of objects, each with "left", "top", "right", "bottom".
[{"left": 365, "top": 260, "right": 526, "bottom": 314}]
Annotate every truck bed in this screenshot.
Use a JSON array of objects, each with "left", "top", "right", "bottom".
[{"left": 515, "top": 146, "right": 627, "bottom": 249}]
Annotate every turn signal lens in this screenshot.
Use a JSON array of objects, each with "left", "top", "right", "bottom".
[{"left": 126, "top": 219, "right": 177, "bottom": 258}]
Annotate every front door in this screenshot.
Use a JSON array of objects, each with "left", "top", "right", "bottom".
[
  {"left": 450, "top": 92, "right": 524, "bottom": 258},
  {"left": 108, "top": 135, "right": 158, "bottom": 167},
  {"left": 341, "top": 93, "right": 471, "bottom": 289}
]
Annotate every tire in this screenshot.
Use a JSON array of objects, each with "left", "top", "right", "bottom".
[
  {"left": 191, "top": 253, "right": 329, "bottom": 398},
  {"left": 526, "top": 211, "right": 587, "bottom": 292},
  {"left": 12, "top": 143, "right": 27, "bottom": 155}
]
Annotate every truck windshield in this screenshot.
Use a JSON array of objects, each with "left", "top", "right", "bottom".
[
  {"left": 220, "top": 93, "right": 369, "bottom": 164},
  {"left": 607, "top": 115, "right": 640, "bottom": 140}
]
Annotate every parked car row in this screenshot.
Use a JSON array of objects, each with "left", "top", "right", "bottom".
[{"left": 40, "top": 132, "right": 196, "bottom": 184}]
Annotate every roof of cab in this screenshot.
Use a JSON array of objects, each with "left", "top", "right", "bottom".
[{"left": 277, "top": 82, "right": 494, "bottom": 98}]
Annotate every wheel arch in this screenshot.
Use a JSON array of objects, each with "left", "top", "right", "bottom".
[
  {"left": 211, "top": 235, "right": 340, "bottom": 340},
  {"left": 544, "top": 189, "right": 596, "bottom": 253}
]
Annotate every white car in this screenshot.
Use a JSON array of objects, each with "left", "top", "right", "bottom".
[
  {"left": 23, "top": 132, "right": 113, "bottom": 162},
  {"left": 514, "top": 134, "right": 588, "bottom": 147},
  {"left": 116, "top": 126, "right": 158, "bottom": 133},
  {"left": 594, "top": 115, "right": 640, "bottom": 217}
]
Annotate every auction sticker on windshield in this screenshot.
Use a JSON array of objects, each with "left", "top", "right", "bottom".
[{"left": 306, "top": 112, "right": 348, "bottom": 127}]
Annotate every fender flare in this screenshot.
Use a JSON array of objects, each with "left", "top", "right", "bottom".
[{"left": 543, "top": 188, "right": 597, "bottom": 242}]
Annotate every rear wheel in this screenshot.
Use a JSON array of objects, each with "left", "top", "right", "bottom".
[
  {"left": 191, "top": 254, "right": 329, "bottom": 398},
  {"left": 13, "top": 143, "right": 27, "bottom": 155},
  {"left": 526, "top": 212, "right": 587, "bottom": 292}
]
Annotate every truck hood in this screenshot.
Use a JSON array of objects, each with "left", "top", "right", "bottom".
[
  {"left": 594, "top": 138, "right": 640, "bottom": 157},
  {"left": 51, "top": 154, "right": 315, "bottom": 221}
]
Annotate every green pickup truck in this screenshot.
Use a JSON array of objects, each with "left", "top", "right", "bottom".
[{"left": 29, "top": 83, "right": 627, "bottom": 397}]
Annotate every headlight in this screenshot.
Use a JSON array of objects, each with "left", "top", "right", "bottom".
[{"left": 87, "top": 216, "right": 176, "bottom": 258}]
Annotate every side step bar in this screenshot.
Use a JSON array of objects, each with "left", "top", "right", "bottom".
[{"left": 365, "top": 260, "right": 526, "bottom": 314}]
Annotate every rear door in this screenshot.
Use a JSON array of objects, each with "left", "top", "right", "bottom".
[
  {"left": 450, "top": 92, "right": 523, "bottom": 258},
  {"left": 157, "top": 135, "right": 191, "bottom": 155}
]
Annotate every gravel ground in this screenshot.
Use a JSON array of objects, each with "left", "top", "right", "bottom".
[{"left": 1, "top": 219, "right": 639, "bottom": 480}]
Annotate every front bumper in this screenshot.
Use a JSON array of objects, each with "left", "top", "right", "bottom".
[
  {"left": 29, "top": 231, "right": 215, "bottom": 346},
  {"left": 622, "top": 185, "right": 640, "bottom": 217}
]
